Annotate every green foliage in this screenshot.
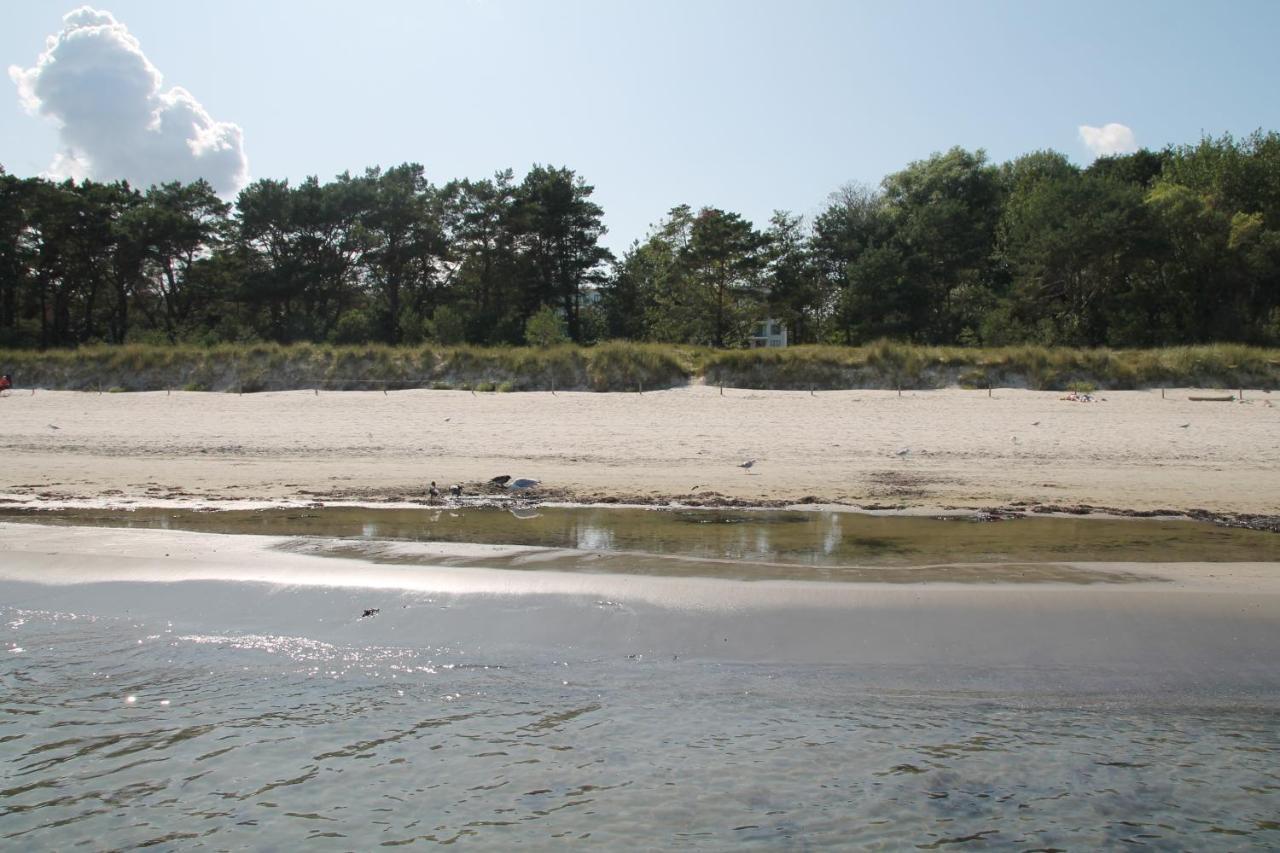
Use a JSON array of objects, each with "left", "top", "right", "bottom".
[
  {"left": 330, "top": 309, "right": 377, "bottom": 344},
  {"left": 524, "top": 305, "right": 569, "bottom": 347},
  {"left": 3, "top": 131, "right": 1280, "bottom": 353},
  {"left": 427, "top": 305, "right": 466, "bottom": 345}
]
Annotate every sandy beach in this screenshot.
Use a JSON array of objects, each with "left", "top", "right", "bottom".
[{"left": 1, "top": 386, "right": 1277, "bottom": 517}]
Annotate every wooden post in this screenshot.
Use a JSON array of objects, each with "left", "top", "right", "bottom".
[
  {"left": 897, "top": 385, "right": 902, "bottom": 398},
  {"left": 1161, "top": 388, "right": 1165, "bottom": 399},
  {"left": 638, "top": 379, "right": 643, "bottom": 395},
  {"left": 1239, "top": 388, "right": 1244, "bottom": 401},
  {"left": 988, "top": 386, "right": 992, "bottom": 398},
  {"left": 719, "top": 384, "right": 723, "bottom": 396},
  {"left": 809, "top": 383, "right": 815, "bottom": 397}
]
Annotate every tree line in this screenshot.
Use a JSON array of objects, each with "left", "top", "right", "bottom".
[{"left": 2, "top": 130, "right": 1279, "bottom": 350}]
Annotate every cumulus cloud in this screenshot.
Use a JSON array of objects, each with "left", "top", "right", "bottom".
[
  {"left": 1078, "top": 123, "right": 1138, "bottom": 158},
  {"left": 8, "top": 6, "right": 248, "bottom": 194}
]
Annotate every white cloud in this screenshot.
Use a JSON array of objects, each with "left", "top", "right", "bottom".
[
  {"left": 1078, "top": 123, "right": 1138, "bottom": 158},
  {"left": 8, "top": 6, "right": 248, "bottom": 195}
]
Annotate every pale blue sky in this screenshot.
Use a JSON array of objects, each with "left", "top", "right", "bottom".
[{"left": 4, "top": 0, "right": 1279, "bottom": 251}]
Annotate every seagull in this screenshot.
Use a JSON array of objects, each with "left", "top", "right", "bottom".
[
  {"left": 47, "top": 424, "right": 60, "bottom": 430},
  {"left": 449, "top": 483, "right": 462, "bottom": 497},
  {"left": 895, "top": 447, "right": 911, "bottom": 457},
  {"left": 508, "top": 478, "right": 540, "bottom": 489},
  {"left": 1178, "top": 422, "right": 1190, "bottom": 428},
  {"left": 738, "top": 460, "right": 757, "bottom": 472},
  {"left": 428, "top": 481, "right": 439, "bottom": 498},
  {"left": 489, "top": 475, "right": 512, "bottom": 486},
  {"left": 360, "top": 608, "right": 380, "bottom": 619},
  {"left": 1031, "top": 421, "right": 1040, "bottom": 426},
  {"left": 443, "top": 417, "right": 451, "bottom": 422}
]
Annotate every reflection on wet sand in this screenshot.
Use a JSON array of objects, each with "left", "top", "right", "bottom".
[
  {"left": 280, "top": 538, "right": 1153, "bottom": 584},
  {"left": 1, "top": 505, "right": 1276, "bottom": 575}
]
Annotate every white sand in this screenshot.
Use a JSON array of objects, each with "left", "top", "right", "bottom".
[{"left": 2, "top": 386, "right": 1278, "bottom": 514}]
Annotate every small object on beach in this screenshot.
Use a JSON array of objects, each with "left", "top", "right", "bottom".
[
  {"left": 360, "top": 608, "right": 380, "bottom": 619},
  {"left": 895, "top": 447, "right": 911, "bottom": 457},
  {"left": 738, "top": 459, "right": 757, "bottom": 472},
  {"left": 444, "top": 417, "right": 451, "bottom": 422},
  {"left": 428, "top": 481, "right": 440, "bottom": 498},
  {"left": 489, "top": 475, "right": 512, "bottom": 486},
  {"left": 509, "top": 478, "right": 540, "bottom": 489},
  {"left": 449, "top": 483, "right": 462, "bottom": 497},
  {"left": 1031, "top": 421, "right": 1040, "bottom": 426},
  {"left": 48, "top": 424, "right": 60, "bottom": 430},
  {"left": 690, "top": 484, "right": 704, "bottom": 492},
  {"left": 1178, "top": 422, "right": 1190, "bottom": 428}
]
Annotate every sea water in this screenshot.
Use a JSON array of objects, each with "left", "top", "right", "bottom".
[
  {"left": 2, "top": 508, "right": 1279, "bottom": 849},
  {"left": 3, "top": 602, "right": 1279, "bottom": 850}
]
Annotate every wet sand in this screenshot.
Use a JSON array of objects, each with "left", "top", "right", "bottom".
[
  {"left": 1, "top": 386, "right": 1278, "bottom": 516},
  {"left": 4, "top": 523, "right": 1278, "bottom": 694}
]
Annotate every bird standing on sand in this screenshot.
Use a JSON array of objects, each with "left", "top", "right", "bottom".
[
  {"left": 490, "top": 475, "right": 512, "bottom": 486},
  {"left": 450, "top": 483, "right": 462, "bottom": 497},
  {"left": 738, "top": 460, "right": 758, "bottom": 473},
  {"left": 428, "top": 481, "right": 439, "bottom": 498},
  {"left": 895, "top": 447, "right": 910, "bottom": 457}
]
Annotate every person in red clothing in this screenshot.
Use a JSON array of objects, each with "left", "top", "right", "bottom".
[{"left": 0, "top": 374, "right": 11, "bottom": 394}]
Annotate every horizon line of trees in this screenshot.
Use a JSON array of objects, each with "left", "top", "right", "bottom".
[{"left": 2, "top": 129, "right": 1279, "bottom": 351}]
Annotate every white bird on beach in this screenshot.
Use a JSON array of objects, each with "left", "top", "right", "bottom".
[
  {"left": 508, "top": 478, "right": 540, "bottom": 489},
  {"left": 738, "top": 460, "right": 758, "bottom": 472},
  {"left": 895, "top": 447, "right": 910, "bottom": 457}
]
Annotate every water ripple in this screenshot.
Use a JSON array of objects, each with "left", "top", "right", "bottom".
[{"left": 2, "top": 606, "right": 1278, "bottom": 849}]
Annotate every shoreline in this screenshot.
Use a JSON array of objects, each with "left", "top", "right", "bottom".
[
  {"left": 2, "top": 491, "right": 1279, "bottom": 533},
  {"left": 4, "top": 522, "right": 1279, "bottom": 693}
]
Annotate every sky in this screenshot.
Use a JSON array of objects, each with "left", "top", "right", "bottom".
[{"left": 4, "top": 0, "right": 1280, "bottom": 252}]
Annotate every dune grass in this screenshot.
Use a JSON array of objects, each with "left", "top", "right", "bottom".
[
  {"left": 0, "top": 341, "right": 692, "bottom": 393},
  {"left": 703, "top": 341, "right": 1280, "bottom": 390},
  {"left": 1, "top": 341, "right": 1276, "bottom": 392}
]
